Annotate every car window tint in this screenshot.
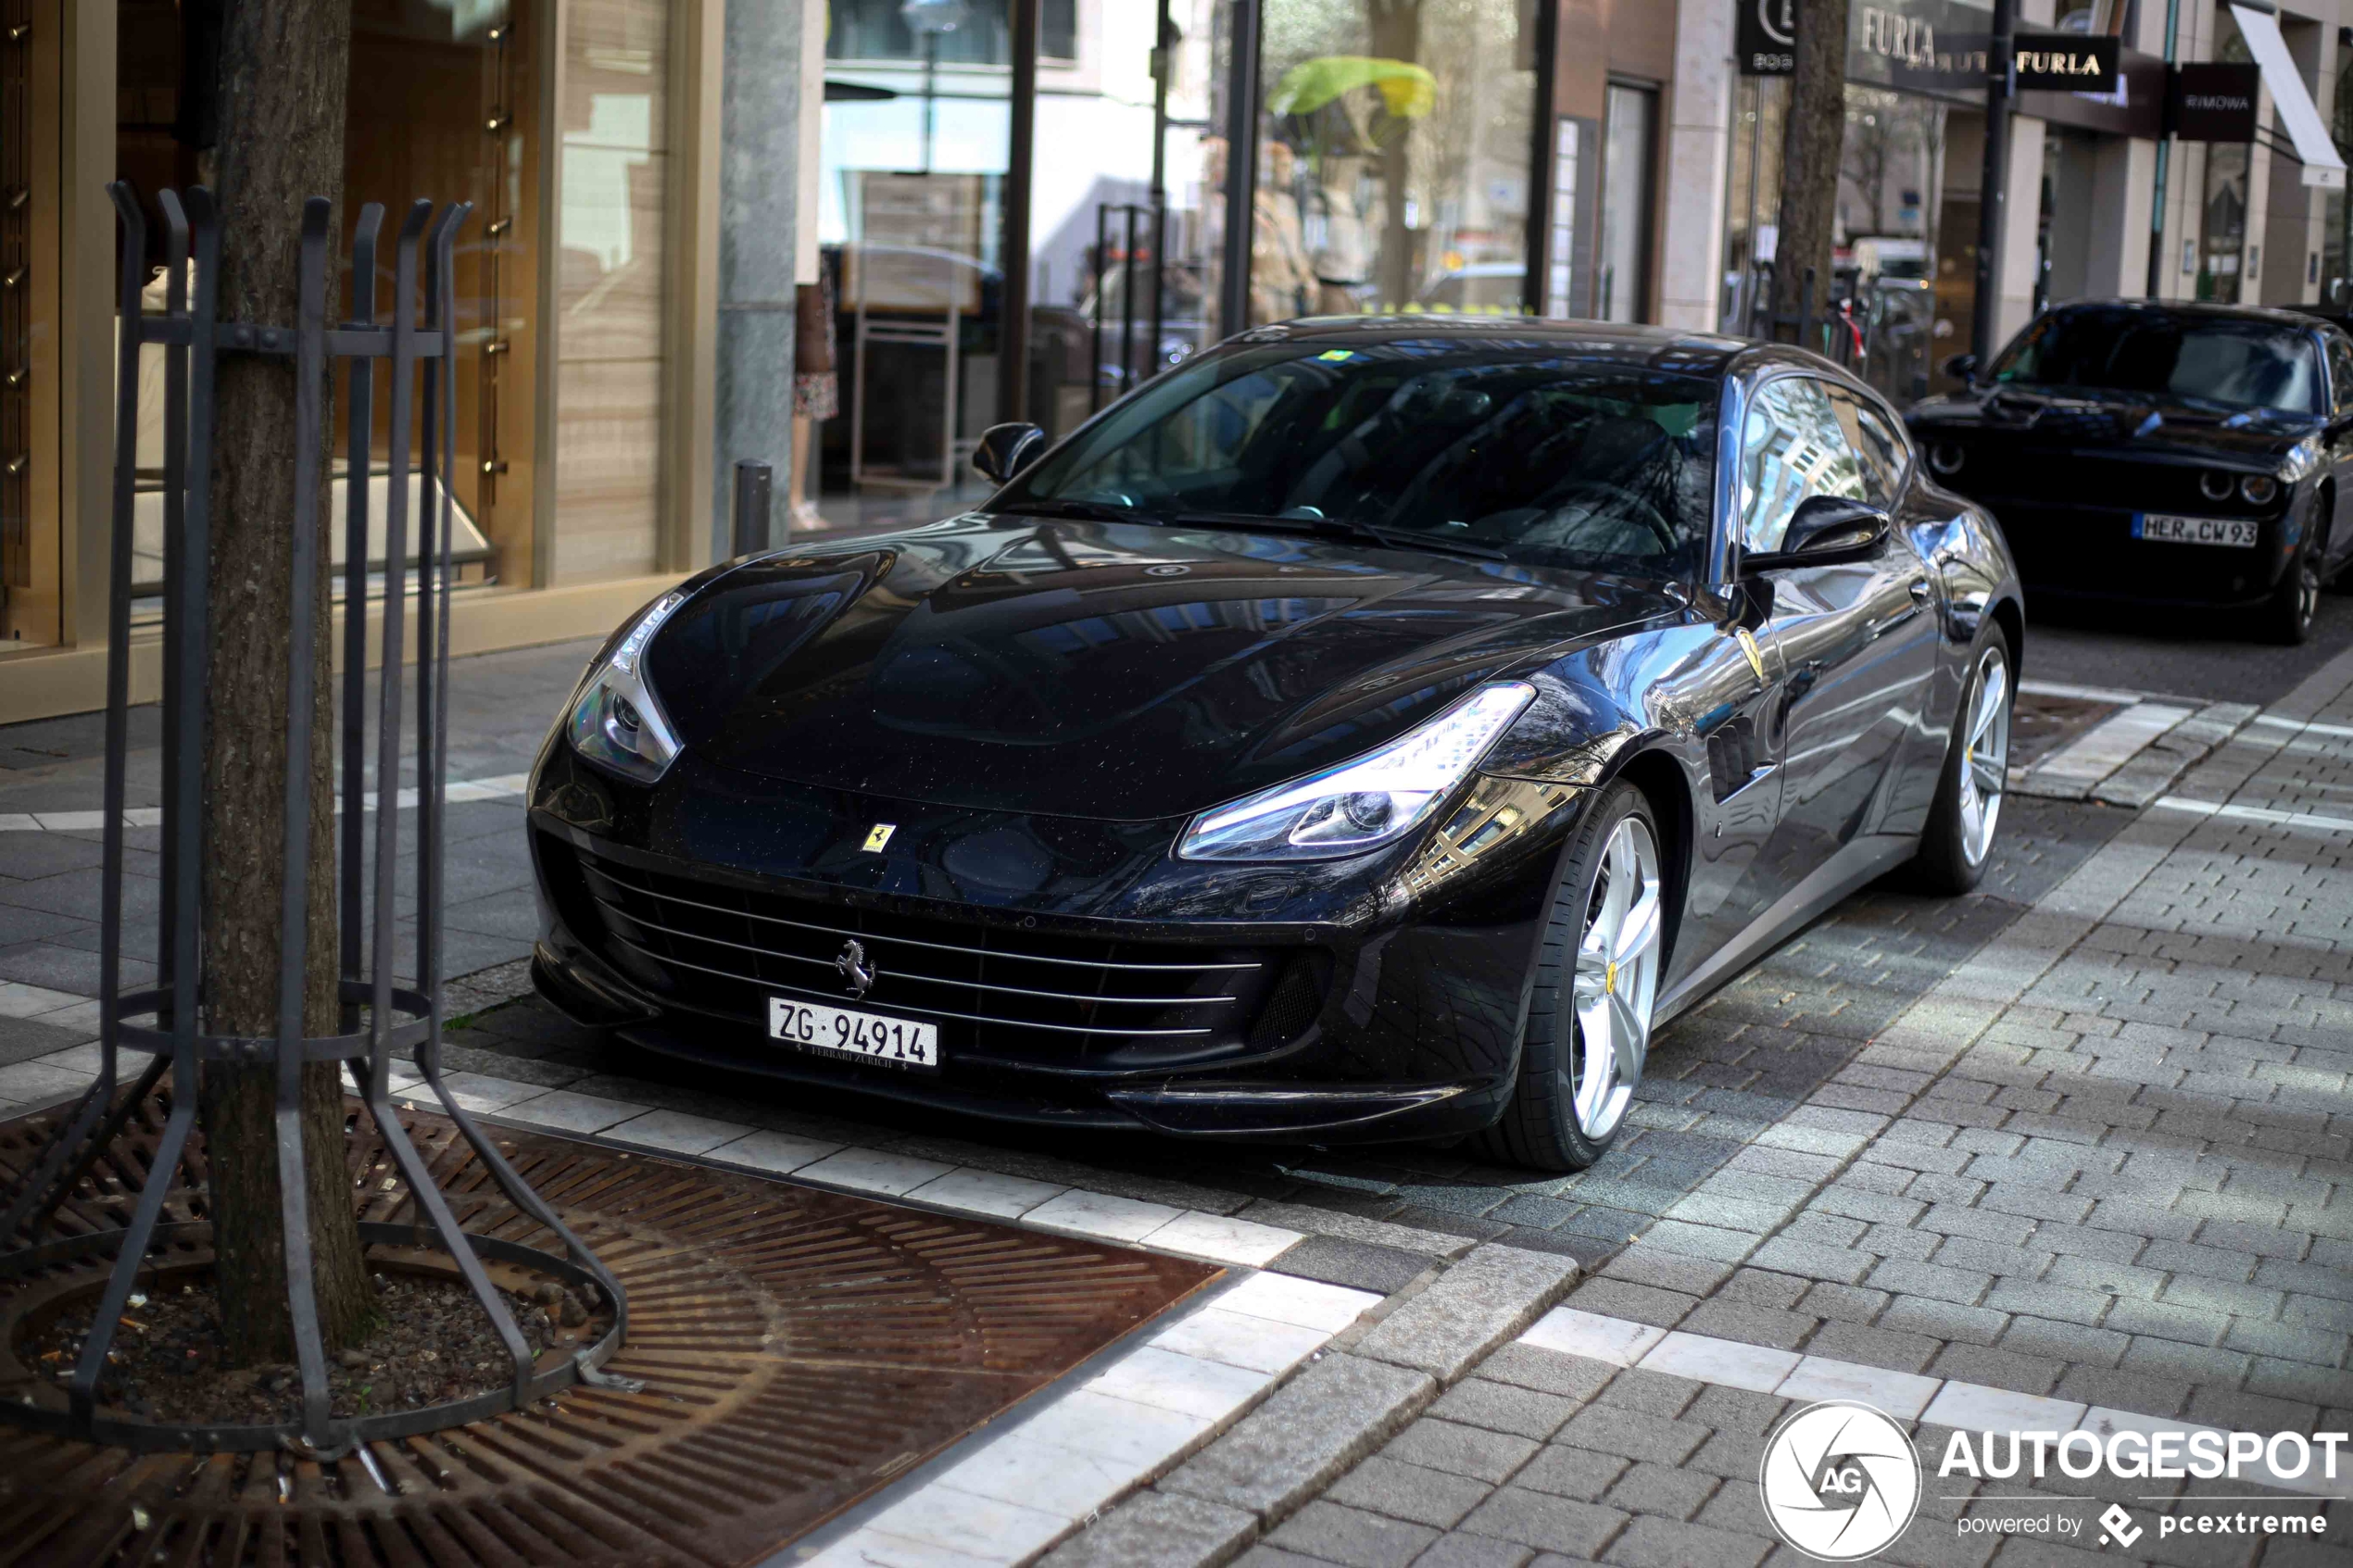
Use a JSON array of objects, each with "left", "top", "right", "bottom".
[
  {"left": 1737, "top": 377, "right": 1869, "bottom": 553},
  {"left": 1011, "top": 343, "right": 1721, "bottom": 575},
  {"left": 1825, "top": 385, "right": 1906, "bottom": 506},
  {"left": 1992, "top": 307, "right": 2324, "bottom": 414},
  {"left": 2329, "top": 332, "right": 2353, "bottom": 416}
]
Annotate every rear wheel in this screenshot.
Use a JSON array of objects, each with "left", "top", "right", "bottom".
[
  {"left": 1911, "top": 627, "right": 2012, "bottom": 895},
  {"left": 2260, "top": 531, "right": 2323, "bottom": 643},
  {"left": 1473, "top": 781, "right": 1664, "bottom": 1173}
]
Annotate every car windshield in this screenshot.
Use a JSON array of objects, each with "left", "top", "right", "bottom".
[
  {"left": 1000, "top": 340, "right": 1719, "bottom": 575},
  {"left": 1990, "top": 309, "right": 2324, "bottom": 414}
]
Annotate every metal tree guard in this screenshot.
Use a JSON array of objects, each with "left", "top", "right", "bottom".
[{"left": 0, "top": 183, "right": 630, "bottom": 1455}]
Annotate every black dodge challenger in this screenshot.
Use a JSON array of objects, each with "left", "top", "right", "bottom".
[
  {"left": 1911, "top": 300, "right": 2353, "bottom": 643},
  {"left": 528, "top": 320, "right": 2022, "bottom": 1170}
]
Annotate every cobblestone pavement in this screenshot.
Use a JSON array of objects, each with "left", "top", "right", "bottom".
[{"left": 1055, "top": 642, "right": 2353, "bottom": 1565}]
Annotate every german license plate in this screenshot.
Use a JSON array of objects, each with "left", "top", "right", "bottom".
[
  {"left": 768, "top": 996, "right": 938, "bottom": 1070},
  {"left": 2134, "top": 513, "right": 2259, "bottom": 547}
]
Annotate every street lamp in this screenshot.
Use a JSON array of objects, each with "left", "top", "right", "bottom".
[{"left": 901, "top": 0, "right": 968, "bottom": 172}]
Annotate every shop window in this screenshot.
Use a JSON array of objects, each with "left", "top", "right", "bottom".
[
  {"left": 555, "top": 0, "right": 672, "bottom": 582},
  {"left": 829, "top": 0, "right": 1080, "bottom": 67},
  {"left": 1597, "top": 83, "right": 1655, "bottom": 323},
  {"left": 1254, "top": 0, "right": 1538, "bottom": 320},
  {"left": 1, "top": 0, "right": 50, "bottom": 646},
  {"left": 345, "top": 0, "right": 537, "bottom": 592}
]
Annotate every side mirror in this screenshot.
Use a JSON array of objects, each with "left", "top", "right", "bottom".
[
  {"left": 1746, "top": 495, "right": 1891, "bottom": 571},
  {"left": 1941, "top": 352, "right": 1979, "bottom": 385},
  {"left": 973, "top": 422, "right": 1048, "bottom": 483}
]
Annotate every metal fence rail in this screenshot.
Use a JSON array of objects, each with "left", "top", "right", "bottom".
[{"left": 0, "top": 182, "right": 632, "bottom": 1456}]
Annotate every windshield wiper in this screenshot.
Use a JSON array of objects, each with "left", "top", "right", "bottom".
[{"left": 1173, "top": 511, "right": 1509, "bottom": 561}]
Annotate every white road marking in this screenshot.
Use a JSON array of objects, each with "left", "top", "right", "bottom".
[
  {"left": 2149, "top": 796, "right": 2353, "bottom": 835},
  {"left": 2252, "top": 713, "right": 2353, "bottom": 738}
]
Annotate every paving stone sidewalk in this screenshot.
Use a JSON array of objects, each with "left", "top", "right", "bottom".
[{"left": 1076, "top": 646, "right": 2353, "bottom": 1565}]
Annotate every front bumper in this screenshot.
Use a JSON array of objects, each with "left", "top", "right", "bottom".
[
  {"left": 1964, "top": 495, "right": 2300, "bottom": 608},
  {"left": 524, "top": 746, "right": 1573, "bottom": 1145}
]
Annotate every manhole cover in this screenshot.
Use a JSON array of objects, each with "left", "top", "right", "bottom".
[{"left": 0, "top": 1097, "right": 1218, "bottom": 1566}]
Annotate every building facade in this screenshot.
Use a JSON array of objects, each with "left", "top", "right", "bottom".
[
  {"left": 1, "top": 0, "right": 1720, "bottom": 724},
  {"left": 31, "top": 2, "right": 2328, "bottom": 723},
  {"left": 3, "top": 0, "right": 750, "bottom": 721},
  {"left": 1703, "top": 0, "right": 2353, "bottom": 405}
]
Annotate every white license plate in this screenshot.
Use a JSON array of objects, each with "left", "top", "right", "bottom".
[
  {"left": 768, "top": 996, "right": 939, "bottom": 1070},
  {"left": 2134, "top": 513, "right": 2259, "bottom": 547}
]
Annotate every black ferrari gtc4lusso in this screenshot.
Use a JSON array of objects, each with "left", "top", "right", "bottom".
[{"left": 527, "top": 319, "right": 2023, "bottom": 1171}]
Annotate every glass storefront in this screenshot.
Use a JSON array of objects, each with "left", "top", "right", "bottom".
[
  {"left": 1719, "top": 4, "right": 1988, "bottom": 403},
  {"left": 820, "top": 0, "right": 1017, "bottom": 508},
  {"left": 815, "top": 0, "right": 1545, "bottom": 524},
  {"left": 111, "top": 0, "right": 553, "bottom": 599},
  {"left": 1597, "top": 82, "right": 1655, "bottom": 323},
  {"left": 1253, "top": 0, "right": 1537, "bottom": 321}
]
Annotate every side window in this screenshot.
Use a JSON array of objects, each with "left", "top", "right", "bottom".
[
  {"left": 1830, "top": 388, "right": 1908, "bottom": 505},
  {"left": 1737, "top": 377, "right": 1869, "bottom": 553},
  {"left": 2328, "top": 332, "right": 2353, "bottom": 417}
]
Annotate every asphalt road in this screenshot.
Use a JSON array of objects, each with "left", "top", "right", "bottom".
[{"left": 2022, "top": 587, "right": 2353, "bottom": 706}]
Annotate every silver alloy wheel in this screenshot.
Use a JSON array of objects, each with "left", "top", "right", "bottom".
[
  {"left": 1957, "top": 644, "right": 2010, "bottom": 869},
  {"left": 1567, "top": 814, "right": 1662, "bottom": 1141},
  {"left": 2296, "top": 542, "right": 2323, "bottom": 632}
]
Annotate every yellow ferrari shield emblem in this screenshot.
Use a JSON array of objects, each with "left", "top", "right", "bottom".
[
  {"left": 1733, "top": 626, "right": 1766, "bottom": 684},
  {"left": 862, "top": 823, "right": 897, "bottom": 853},
  {"left": 1605, "top": 960, "right": 1618, "bottom": 996}
]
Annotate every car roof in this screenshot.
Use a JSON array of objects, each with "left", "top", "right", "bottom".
[
  {"left": 1247, "top": 315, "right": 1793, "bottom": 380},
  {"left": 2041, "top": 297, "right": 2326, "bottom": 331}
]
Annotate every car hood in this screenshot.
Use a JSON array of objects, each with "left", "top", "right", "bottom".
[
  {"left": 1909, "top": 386, "right": 2320, "bottom": 464},
  {"left": 645, "top": 515, "right": 1679, "bottom": 822}
]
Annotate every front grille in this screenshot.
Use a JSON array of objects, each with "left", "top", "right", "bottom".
[{"left": 566, "top": 846, "right": 1308, "bottom": 1068}]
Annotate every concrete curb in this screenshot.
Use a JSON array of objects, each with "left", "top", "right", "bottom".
[{"left": 1037, "top": 1245, "right": 1580, "bottom": 1568}]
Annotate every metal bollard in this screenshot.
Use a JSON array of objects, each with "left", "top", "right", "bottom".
[{"left": 733, "top": 458, "right": 774, "bottom": 557}]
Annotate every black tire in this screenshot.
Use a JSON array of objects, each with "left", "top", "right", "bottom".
[
  {"left": 1911, "top": 623, "right": 2014, "bottom": 896},
  {"left": 2259, "top": 530, "right": 2323, "bottom": 644},
  {"left": 1472, "top": 780, "right": 1661, "bottom": 1173}
]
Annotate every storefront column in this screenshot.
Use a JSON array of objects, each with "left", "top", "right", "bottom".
[
  {"left": 1992, "top": 113, "right": 2046, "bottom": 347},
  {"left": 1656, "top": 0, "right": 1732, "bottom": 330},
  {"left": 713, "top": 0, "right": 814, "bottom": 558},
  {"left": 2084, "top": 136, "right": 2157, "bottom": 299}
]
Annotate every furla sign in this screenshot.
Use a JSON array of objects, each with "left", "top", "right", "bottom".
[{"left": 2012, "top": 31, "right": 2122, "bottom": 92}]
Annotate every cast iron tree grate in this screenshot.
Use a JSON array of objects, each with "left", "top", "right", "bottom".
[{"left": 0, "top": 183, "right": 631, "bottom": 1454}]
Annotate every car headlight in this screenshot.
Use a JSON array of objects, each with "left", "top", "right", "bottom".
[
  {"left": 2240, "top": 473, "right": 2280, "bottom": 505},
  {"left": 1176, "top": 683, "right": 1537, "bottom": 862},
  {"left": 2278, "top": 437, "right": 2323, "bottom": 485},
  {"left": 567, "top": 592, "right": 687, "bottom": 783},
  {"left": 1928, "top": 441, "right": 1965, "bottom": 476},
  {"left": 2200, "top": 470, "right": 2236, "bottom": 502}
]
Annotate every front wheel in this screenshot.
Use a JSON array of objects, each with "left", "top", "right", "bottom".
[
  {"left": 1911, "top": 627, "right": 2013, "bottom": 895},
  {"left": 1473, "top": 781, "right": 1666, "bottom": 1173},
  {"left": 2260, "top": 532, "right": 2324, "bottom": 644}
]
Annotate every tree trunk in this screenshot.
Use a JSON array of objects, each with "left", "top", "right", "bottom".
[
  {"left": 200, "top": 0, "right": 371, "bottom": 1366},
  {"left": 1771, "top": 0, "right": 1850, "bottom": 340}
]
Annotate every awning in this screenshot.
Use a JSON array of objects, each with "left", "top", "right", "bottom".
[{"left": 2229, "top": 4, "right": 2347, "bottom": 189}]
